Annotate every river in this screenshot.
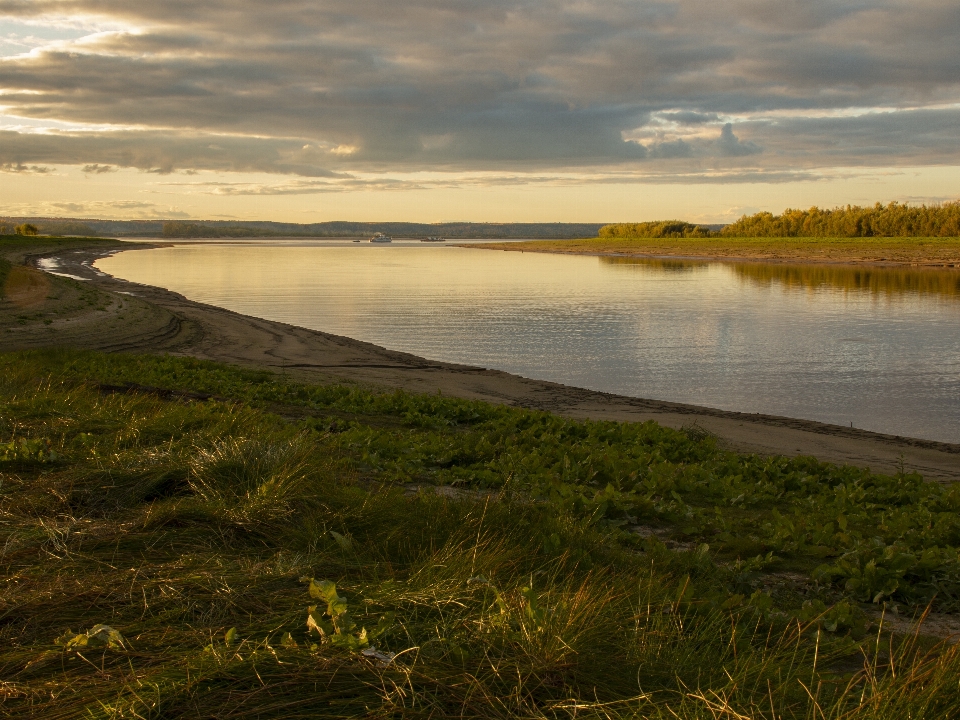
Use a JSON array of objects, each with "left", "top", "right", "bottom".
[{"left": 97, "top": 240, "right": 960, "bottom": 443}]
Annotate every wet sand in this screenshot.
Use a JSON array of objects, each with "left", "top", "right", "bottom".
[{"left": 5, "top": 241, "right": 958, "bottom": 482}]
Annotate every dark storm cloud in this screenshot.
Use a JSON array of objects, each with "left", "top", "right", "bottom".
[{"left": 0, "top": 0, "right": 958, "bottom": 176}]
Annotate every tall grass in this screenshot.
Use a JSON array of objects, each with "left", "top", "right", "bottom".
[{"left": 1, "top": 349, "right": 958, "bottom": 718}]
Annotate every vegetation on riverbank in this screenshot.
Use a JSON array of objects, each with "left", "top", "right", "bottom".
[
  {"left": 2, "top": 349, "right": 959, "bottom": 718},
  {"left": 0, "top": 234, "right": 123, "bottom": 264},
  {"left": 493, "top": 203, "right": 960, "bottom": 265},
  {"left": 599, "top": 203, "right": 960, "bottom": 240},
  {"left": 599, "top": 221, "right": 714, "bottom": 239},
  {"left": 0, "top": 235, "right": 122, "bottom": 319},
  {"left": 719, "top": 203, "right": 960, "bottom": 239}
]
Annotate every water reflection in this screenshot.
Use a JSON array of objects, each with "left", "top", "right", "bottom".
[
  {"left": 600, "top": 257, "right": 710, "bottom": 273},
  {"left": 733, "top": 263, "right": 960, "bottom": 299},
  {"left": 602, "top": 255, "right": 960, "bottom": 299},
  {"left": 97, "top": 244, "right": 960, "bottom": 443}
]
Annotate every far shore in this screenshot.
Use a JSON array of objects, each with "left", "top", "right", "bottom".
[
  {"left": 462, "top": 236, "right": 960, "bottom": 267},
  {"left": 2, "top": 237, "right": 958, "bottom": 482}
]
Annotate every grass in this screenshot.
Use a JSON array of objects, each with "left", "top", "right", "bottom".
[
  {"left": 2, "top": 348, "right": 959, "bottom": 718},
  {"left": 0, "top": 253, "right": 120, "bottom": 336},
  {"left": 0, "top": 234, "right": 123, "bottom": 264},
  {"left": 470, "top": 236, "right": 960, "bottom": 265}
]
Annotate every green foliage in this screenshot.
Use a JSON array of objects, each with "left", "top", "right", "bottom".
[
  {"left": 597, "top": 201, "right": 960, "bottom": 242},
  {"left": 0, "top": 437, "right": 60, "bottom": 464},
  {"left": 722, "top": 201, "right": 960, "bottom": 237},
  {"left": 304, "top": 578, "right": 394, "bottom": 652},
  {"left": 599, "top": 220, "right": 713, "bottom": 238},
  {"left": 799, "top": 599, "right": 870, "bottom": 638},
  {"left": 6, "top": 348, "right": 960, "bottom": 610},
  {"left": 57, "top": 624, "right": 127, "bottom": 651},
  {"left": 0, "top": 221, "right": 101, "bottom": 238},
  {"left": 2, "top": 348, "right": 960, "bottom": 718}
]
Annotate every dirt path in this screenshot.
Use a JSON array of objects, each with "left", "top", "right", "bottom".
[{"left": 5, "top": 242, "right": 958, "bottom": 482}]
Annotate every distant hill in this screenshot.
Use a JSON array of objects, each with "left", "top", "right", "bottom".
[{"left": 0, "top": 217, "right": 606, "bottom": 239}]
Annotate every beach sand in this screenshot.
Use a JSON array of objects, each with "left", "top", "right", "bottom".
[{"left": 4, "top": 241, "right": 957, "bottom": 482}]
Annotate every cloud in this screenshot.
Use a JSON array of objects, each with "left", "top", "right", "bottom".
[
  {"left": 0, "top": 0, "right": 956, "bottom": 176},
  {"left": 626, "top": 119, "right": 761, "bottom": 159},
  {"left": 717, "top": 124, "right": 761, "bottom": 157},
  {"left": 0, "top": 129, "right": 349, "bottom": 176},
  {"left": 43, "top": 199, "right": 190, "bottom": 218},
  {"left": 159, "top": 167, "right": 861, "bottom": 196},
  {"left": 0, "top": 161, "right": 50, "bottom": 173},
  {"left": 81, "top": 163, "right": 116, "bottom": 174},
  {"left": 50, "top": 200, "right": 154, "bottom": 211}
]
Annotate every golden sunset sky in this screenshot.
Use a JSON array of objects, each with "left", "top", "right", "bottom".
[{"left": 1, "top": 1, "right": 959, "bottom": 223}]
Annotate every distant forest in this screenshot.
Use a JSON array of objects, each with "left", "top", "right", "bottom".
[
  {"left": 600, "top": 202, "right": 960, "bottom": 239},
  {"left": 6, "top": 201, "right": 959, "bottom": 240},
  {"left": 0, "top": 218, "right": 605, "bottom": 239}
]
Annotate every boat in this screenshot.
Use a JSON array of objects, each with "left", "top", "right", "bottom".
[
  {"left": 369, "top": 233, "right": 392, "bottom": 243},
  {"left": 420, "top": 236, "right": 445, "bottom": 242},
  {"left": 352, "top": 238, "right": 360, "bottom": 243}
]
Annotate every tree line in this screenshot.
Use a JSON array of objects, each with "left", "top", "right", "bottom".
[
  {"left": 598, "top": 220, "right": 713, "bottom": 238},
  {"left": 161, "top": 222, "right": 274, "bottom": 238},
  {"left": 0, "top": 223, "right": 39, "bottom": 236},
  {"left": 600, "top": 202, "right": 960, "bottom": 238}
]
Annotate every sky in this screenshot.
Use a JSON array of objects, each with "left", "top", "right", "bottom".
[{"left": 0, "top": 0, "right": 959, "bottom": 223}]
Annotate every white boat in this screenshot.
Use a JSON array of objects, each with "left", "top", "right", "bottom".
[
  {"left": 369, "top": 233, "right": 392, "bottom": 243},
  {"left": 420, "top": 236, "right": 445, "bottom": 242}
]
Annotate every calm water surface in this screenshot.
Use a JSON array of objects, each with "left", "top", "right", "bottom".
[{"left": 98, "top": 241, "right": 960, "bottom": 443}]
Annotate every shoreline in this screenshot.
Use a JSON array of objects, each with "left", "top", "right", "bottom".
[
  {"left": 461, "top": 239, "right": 960, "bottom": 268},
  {"left": 5, "top": 239, "right": 959, "bottom": 482}
]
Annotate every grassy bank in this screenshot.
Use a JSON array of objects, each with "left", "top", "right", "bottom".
[
  {"left": 1, "top": 237, "right": 181, "bottom": 355},
  {"left": 2, "top": 349, "right": 959, "bottom": 718},
  {"left": 470, "top": 237, "right": 960, "bottom": 265},
  {"left": 0, "top": 238, "right": 113, "bottom": 336},
  {"left": 0, "top": 234, "right": 124, "bottom": 265}
]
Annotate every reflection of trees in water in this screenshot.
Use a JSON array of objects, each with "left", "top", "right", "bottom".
[
  {"left": 733, "top": 263, "right": 960, "bottom": 298},
  {"left": 599, "top": 257, "right": 960, "bottom": 297},
  {"left": 600, "top": 257, "right": 709, "bottom": 273},
  {"left": 600, "top": 256, "right": 960, "bottom": 298}
]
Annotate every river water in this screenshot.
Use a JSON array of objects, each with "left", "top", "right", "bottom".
[{"left": 97, "top": 240, "right": 960, "bottom": 443}]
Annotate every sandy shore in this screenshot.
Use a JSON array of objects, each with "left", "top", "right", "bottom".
[{"left": 3, "top": 241, "right": 957, "bottom": 482}]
